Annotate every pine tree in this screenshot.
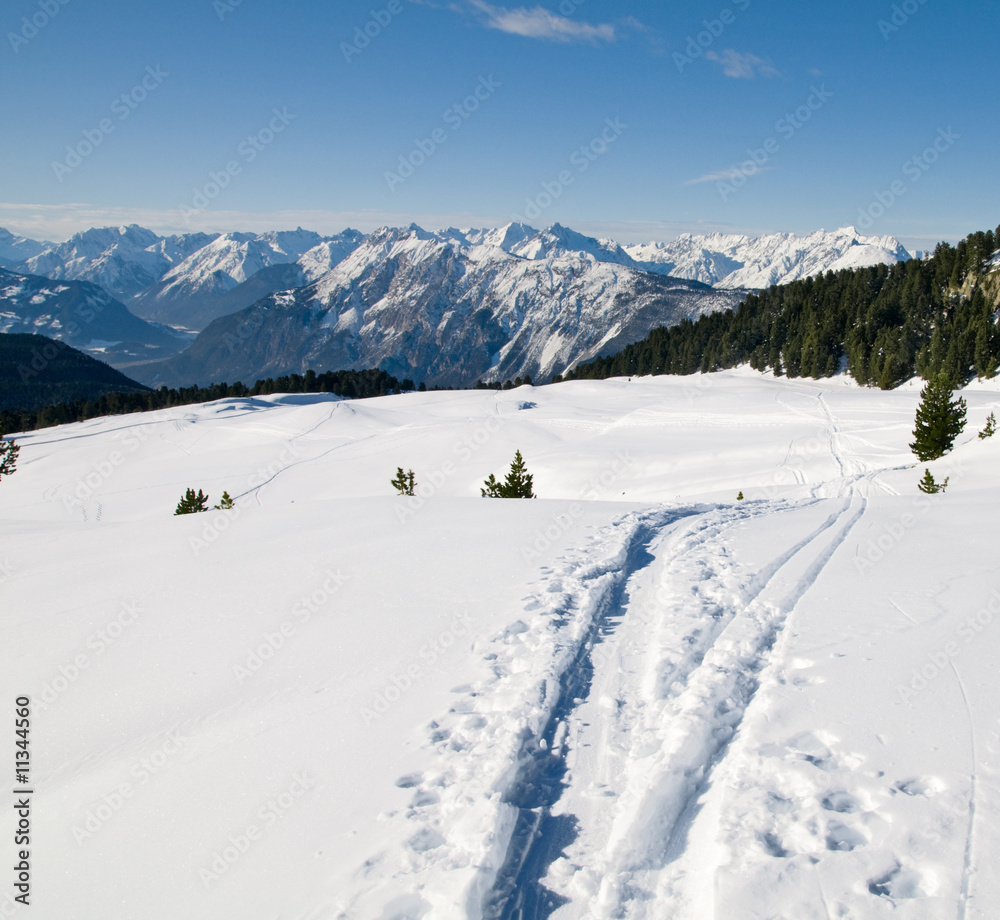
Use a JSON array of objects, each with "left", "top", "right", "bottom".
[
  {"left": 481, "top": 450, "right": 536, "bottom": 498},
  {"left": 175, "top": 488, "right": 209, "bottom": 515},
  {"left": 213, "top": 491, "right": 235, "bottom": 510},
  {"left": 917, "top": 469, "right": 949, "bottom": 494},
  {"left": 909, "top": 373, "right": 967, "bottom": 461},
  {"left": 737, "top": 491, "right": 744, "bottom": 501},
  {"left": 978, "top": 411, "right": 996, "bottom": 440},
  {"left": 0, "top": 427, "right": 19, "bottom": 481},
  {"left": 391, "top": 467, "right": 416, "bottom": 496}
]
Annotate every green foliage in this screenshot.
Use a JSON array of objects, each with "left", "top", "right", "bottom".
[
  {"left": 391, "top": 468, "right": 416, "bottom": 497},
  {"left": 737, "top": 491, "right": 744, "bottom": 501},
  {"left": 213, "top": 491, "right": 235, "bottom": 510},
  {"left": 174, "top": 488, "right": 209, "bottom": 515},
  {"left": 909, "top": 373, "right": 967, "bottom": 461},
  {"left": 917, "top": 468, "right": 949, "bottom": 494},
  {"left": 978, "top": 411, "right": 996, "bottom": 440},
  {"left": 481, "top": 449, "right": 536, "bottom": 498},
  {"left": 563, "top": 225, "right": 1000, "bottom": 390},
  {"left": 0, "top": 427, "right": 19, "bottom": 481}
]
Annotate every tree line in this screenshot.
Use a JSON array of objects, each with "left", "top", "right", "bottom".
[
  {"left": 0, "top": 368, "right": 406, "bottom": 433},
  {"left": 563, "top": 225, "right": 1000, "bottom": 389}
]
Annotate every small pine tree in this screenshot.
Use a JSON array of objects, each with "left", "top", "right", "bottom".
[
  {"left": 978, "top": 411, "right": 996, "bottom": 440},
  {"left": 481, "top": 450, "right": 536, "bottom": 498},
  {"left": 175, "top": 488, "right": 209, "bottom": 515},
  {"left": 909, "top": 373, "right": 967, "bottom": 461},
  {"left": 917, "top": 469, "right": 949, "bottom": 494},
  {"left": 737, "top": 491, "right": 744, "bottom": 501},
  {"left": 391, "top": 467, "right": 416, "bottom": 497},
  {"left": 213, "top": 491, "right": 235, "bottom": 510},
  {"left": 0, "top": 428, "right": 19, "bottom": 481}
]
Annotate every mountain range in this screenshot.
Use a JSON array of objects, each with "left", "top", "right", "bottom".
[
  {"left": 0, "top": 221, "right": 913, "bottom": 388},
  {"left": 0, "top": 267, "right": 190, "bottom": 366}
]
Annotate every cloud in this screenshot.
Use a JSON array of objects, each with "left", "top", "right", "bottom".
[
  {"left": 467, "top": 0, "right": 616, "bottom": 43},
  {"left": 704, "top": 49, "right": 780, "bottom": 79},
  {"left": 685, "top": 167, "right": 771, "bottom": 186},
  {"left": 0, "top": 203, "right": 519, "bottom": 242}
]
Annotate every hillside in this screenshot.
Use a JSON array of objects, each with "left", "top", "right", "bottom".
[
  {"left": 0, "top": 267, "right": 191, "bottom": 365},
  {"left": 0, "top": 333, "right": 148, "bottom": 411},
  {"left": 569, "top": 226, "right": 1000, "bottom": 389},
  {"left": 1, "top": 370, "right": 998, "bottom": 919}
]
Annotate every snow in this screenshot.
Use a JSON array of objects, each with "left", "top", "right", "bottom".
[
  {"left": 2, "top": 370, "right": 999, "bottom": 919},
  {"left": 626, "top": 227, "right": 911, "bottom": 288}
]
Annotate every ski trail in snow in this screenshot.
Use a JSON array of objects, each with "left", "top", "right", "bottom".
[
  {"left": 335, "top": 505, "right": 712, "bottom": 920},
  {"left": 948, "top": 658, "right": 977, "bottom": 920},
  {"left": 583, "top": 498, "right": 866, "bottom": 918}
]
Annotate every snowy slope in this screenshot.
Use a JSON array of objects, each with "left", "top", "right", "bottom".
[
  {"left": 133, "top": 224, "right": 738, "bottom": 388},
  {"left": 626, "top": 227, "right": 911, "bottom": 288},
  {"left": 2, "top": 369, "right": 999, "bottom": 919},
  {"left": 0, "top": 227, "right": 50, "bottom": 268}
]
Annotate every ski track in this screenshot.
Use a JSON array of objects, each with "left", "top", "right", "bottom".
[{"left": 334, "top": 379, "right": 966, "bottom": 919}]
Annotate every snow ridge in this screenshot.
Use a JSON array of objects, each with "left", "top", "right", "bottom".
[{"left": 625, "top": 227, "right": 911, "bottom": 289}]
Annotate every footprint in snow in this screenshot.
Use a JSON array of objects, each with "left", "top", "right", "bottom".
[
  {"left": 825, "top": 820, "right": 868, "bottom": 851},
  {"left": 892, "top": 776, "right": 942, "bottom": 798},
  {"left": 868, "top": 863, "right": 937, "bottom": 899},
  {"left": 821, "top": 790, "right": 863, "bottom": 814}
]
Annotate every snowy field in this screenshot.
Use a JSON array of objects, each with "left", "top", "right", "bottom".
[{"left": 2, "top": 368, "right": 999, "bottom": 919}]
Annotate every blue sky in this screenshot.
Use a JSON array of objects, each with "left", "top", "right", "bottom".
[{"left": 1, "top": 0, "right": 996, "bottom": 250}]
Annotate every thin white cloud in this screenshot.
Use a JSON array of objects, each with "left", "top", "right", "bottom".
[
  {"left": 0, "top": 203, "right": 518, "bottom": 243},
  {"left": 467, "top": 0, "right": 616, "bottom": 43},
  {"left": 685, "top": 167, "right": 771, "bottom": 186},
  {"left": 704, "top": 49, "right": 780, "bottom": 79}
]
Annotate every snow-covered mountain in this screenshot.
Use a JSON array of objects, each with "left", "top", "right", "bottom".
[
  {"left": 0, "top": 227, "right": 51, "bottom": 268},
  {"left": 132, "top": 229, "right": 364, "bottom": 329},
  {"left": 626, "top": 226, "right": 911, "bottom": 289},
  {"left": 0, "top": 267, "right": 190, "bottom": 365},
  {"left": 22, "top": 224, "right": 219, "bottom": 300},
  {"left": 131, "top": 223, "right": 742, "bottom": 388}
]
